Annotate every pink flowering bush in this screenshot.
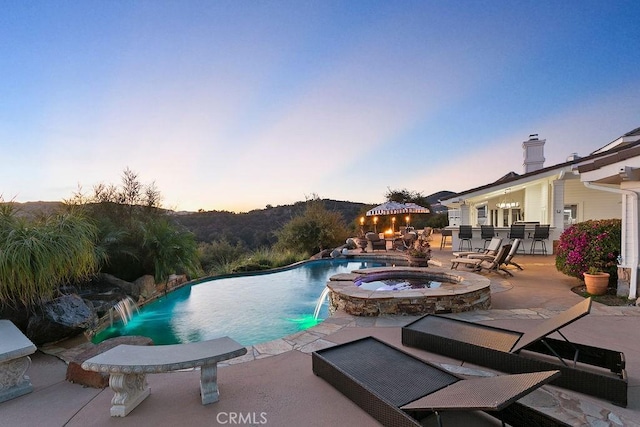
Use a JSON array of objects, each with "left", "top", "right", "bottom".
[{"left": 555, "top": 219, "right": 621, "bottom": 283}]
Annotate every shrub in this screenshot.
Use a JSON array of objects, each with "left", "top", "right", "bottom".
[
  {"left": 275, "top": 199, "right": 350, "bottom": 254},
  {"left": 198, "top": 239, "right": 248, "bottom": 274},
  {"left": 555, "top": 219, "right": 621, "bottom": 283}
]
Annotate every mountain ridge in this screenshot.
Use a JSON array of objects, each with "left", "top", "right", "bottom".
[{"left": 5, "top": 191, "right": 454, "bottom": 248}]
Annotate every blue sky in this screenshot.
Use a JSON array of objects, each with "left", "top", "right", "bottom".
[{"left": 2, "top": 1, "right": 639, "bottom": 212}]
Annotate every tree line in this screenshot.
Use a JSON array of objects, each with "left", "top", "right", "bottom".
[{"left": 0, "top": 169, "right": 449, "bottom": 316}]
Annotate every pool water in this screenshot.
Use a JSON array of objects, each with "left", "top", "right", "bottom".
[
  {"left": 92, "top": 259, "right": 387, "bottom": 346},
  {"left": 357, "top": 278, "right": 442, "bottom": 291}
]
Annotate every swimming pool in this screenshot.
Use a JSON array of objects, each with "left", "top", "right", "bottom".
[{"left": 92, "top": 258, "right": 387, "bottom": 346}]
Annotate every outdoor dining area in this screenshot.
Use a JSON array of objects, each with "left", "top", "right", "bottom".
[{"left": 358, "top": 202, "right": 432, "bottom": 253}]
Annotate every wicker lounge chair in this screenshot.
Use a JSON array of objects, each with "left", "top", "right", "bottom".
[
  {"left": 402, "top": 298, "right": 627, "bottom": 406},
  {"left": 312, "top": 337, "right": 566, "bottom": 427},
  {"left": 365, "top": 232, "right": 386, "bottom": 251}
]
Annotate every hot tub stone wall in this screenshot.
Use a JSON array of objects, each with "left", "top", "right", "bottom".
[{"left": 327, "top": 267, "right": 491, "bottom": 316}]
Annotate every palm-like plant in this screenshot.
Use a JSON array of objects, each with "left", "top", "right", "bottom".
[
  {"left": 140, "top": 218, "right": 202, "bottom": 283},
  {"left": 0, "top": 205, "right": 99, "bottom": 307}
]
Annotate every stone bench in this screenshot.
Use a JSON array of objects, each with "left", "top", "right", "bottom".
[
  {"left": 66, "top": 336, "right": 154, "bottom": 388},
  {"left": 0, "top": 320, "right": 37, "bottom": 403},
  {"left": 81, "top": 336, "right": 247, "bottom": 417}
]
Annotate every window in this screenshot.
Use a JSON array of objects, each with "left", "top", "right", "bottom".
[
  {"left": 477, "top": 206, "right": 487, "bottom": 225},
  {"left": 512, "top": 209, "right": 522, "bottom": 223},
  {"left": 564, "top": 205, "right": 577, "bottom": 227}
]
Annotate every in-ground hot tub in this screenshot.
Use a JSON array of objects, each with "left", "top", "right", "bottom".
[{"left": 326, "top": 266, "right": 491, "bottom": 316}]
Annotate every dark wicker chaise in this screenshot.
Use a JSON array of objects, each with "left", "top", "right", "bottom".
[
  {"left": 365, "top": 232, "right": 386, "bottom": 251},
  {"left": 312, "top": 336, "right": 567, "bottom": 427},
  {"left": 402, "top": 298, "right": 627, "bottom": 406}
]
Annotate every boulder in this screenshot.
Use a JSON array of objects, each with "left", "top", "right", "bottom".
[
  {"left": 26, "top": 295, "right": 98, "bottom": 345},
  {"left": 66, "top": 336, "right": 154, "bottom": 388},
  {"left": 134, "top": 275, "right": 157, "bottom": 300},
  {"left": 98, "top": 273, "right": 141, "bottom": 299}
]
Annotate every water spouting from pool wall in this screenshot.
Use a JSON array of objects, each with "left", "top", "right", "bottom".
[
  {"left": 313, "top": 287, "right": 331, "bottom": 320},
  {"left": 110, "top": 296, "right": 139, "bottom": 326}
]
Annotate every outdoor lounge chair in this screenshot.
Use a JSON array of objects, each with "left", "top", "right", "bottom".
[
  {"left": 402, "top": 298, "right": 628, "bottom": 406},
  {"left": 458, "top": 240, "right": 523, "bottom": 277},
  {"left": 502, "top": 238, "right": 524, "bottom": 271},
  {"left": 450, "top": 244, "right": 512, "bottom": 276},
  {"left": 312, "top": 336, "right": 566, "bottom": 427},
  {"left": 365, "top": 232, "right": 386, "bottom": 251},
  {"left": 453, "top": 237, "right": 502, "bottom": 258},
  {"left": 399, "top": 231, "right": 418, "bottom": 250}
]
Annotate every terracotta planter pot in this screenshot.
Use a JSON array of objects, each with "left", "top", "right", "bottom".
[
  {"left": 584, "top": 272, "right": 610, "bottom": 296},
  {"left": 408, "top": 256, "right": 429, "bottom": 267}
]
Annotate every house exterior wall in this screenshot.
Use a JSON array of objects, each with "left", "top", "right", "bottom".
[
  {"left": 564, "top": 179, "right": 621, "bottom": 221},
  {"left": 524, "top": 182, "right": 545, "bottom": 223}
]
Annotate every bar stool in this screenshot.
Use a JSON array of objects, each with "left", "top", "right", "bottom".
[
  {"left": 439, "top": 229, "right": 452, "bottom": 250},
  {"left": 458, "top": 225, "right": 473, "bottom": 251},
  {"left": 480, "top": 225, "right": 495, "bottom": 250},
  {"left": 530, "top": 225, "right": 550, "bottom": 255},
  {"left": 508, "top": 224, "right": 526, "bottom": 254}
]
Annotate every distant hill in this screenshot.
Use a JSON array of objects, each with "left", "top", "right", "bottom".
[
  {"left": 171, "top": 199, "right": 370, "bottom": 247},
  {"left": 425, "top": 191, "right": 456, "bottom": 213},
  {"left": 5, "top": 194, "right": 452, "bottom": 248},
  {"left": 3, "top": 201, "right": 64, "bottom": 218}
]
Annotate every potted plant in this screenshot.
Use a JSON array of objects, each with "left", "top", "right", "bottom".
[
  {"left": 555, "top": 219, "right": 621, "bottom": 295},
  {"left": 406, "top": 238, "right": 431, "bottom": 267},
  {"left": 583, "top": 266, "right": 610, "bottom": 296}
]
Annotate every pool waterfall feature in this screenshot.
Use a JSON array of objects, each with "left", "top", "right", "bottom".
[
  {"left": 110, "top": 296, "right": 139, "bottom": 326},
  {"left": 326, "top": 266, "right": 491, "bottom": 316}
]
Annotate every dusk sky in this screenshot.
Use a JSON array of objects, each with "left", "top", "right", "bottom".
[{"left": 2, "top": 1, "right": 640, "bottom": 212}]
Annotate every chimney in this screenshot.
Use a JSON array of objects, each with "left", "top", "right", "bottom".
[{"left": 523, "top": 134, "right": 545, "bottom": 173}]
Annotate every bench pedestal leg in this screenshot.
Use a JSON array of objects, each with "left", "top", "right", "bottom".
[
  {"left": 109, "top": 373, "right": 150, "bottom": 417},
  {"left": 200, "top": 363, "right": 219, "bottom": 404},
  {"left": 0, "top": 356, "right": 33, "bottom": 403}
]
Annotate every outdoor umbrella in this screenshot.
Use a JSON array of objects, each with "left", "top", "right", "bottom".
[
  {"left": 365, "top": 202, "right": 430, "bottom": 216},
  {"left": 365, "top": 201, "right": 409, "bottom": 216},
  {"left": 365, "top": 202, "right": 430, "bottom": 234}
]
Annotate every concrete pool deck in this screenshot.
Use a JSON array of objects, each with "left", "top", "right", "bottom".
[{"left": 2, "top": 240, "right": 640, "bottom": 426}]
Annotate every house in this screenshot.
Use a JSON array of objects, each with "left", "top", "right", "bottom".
[{"left": 440, "top": 127, "right": 640, "bottom": 299}]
